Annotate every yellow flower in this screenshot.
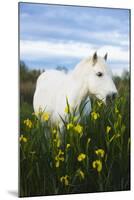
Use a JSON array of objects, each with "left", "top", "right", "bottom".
[
  {"left": 79, "top": 170, "right": 85, "bottom": 179},
  {"left": 66, "top": 143, "right": 71, "bottom": 149},
  {"left": 77, "top": 153, "right": 86, "bottom": 162},
  {"left": 95, "top": 149, "right": 105, "bottom": 158},
  {"left": 97, "top": 101, "right": 103, "bottom": 107},
  {"left": 54, "top": 138, "right": 61, "bottom": 148},
  {"left": 57, "top": 140, "right": 61, "bottom": 148},
  {"left": 42, "top": 112, "right": 50, "bottom": 121},
  {"left": 87, "top": 138, "right": 91, "bottom": 144},
  {"left": 92, "top": 160, "right": 102, "bottom": 173},
  {"left": 59, "top": 149, "right": 64, "bottom": 156},
  {"left": 19, "top": 135, "right": 23, "bottom": 142},
  {"left": 55, "top": 149, "right": 64, "bottom": 168},
  {"left": 71, "top": 116, "right": 79, "bottom": 122},
  {"left": 74, "top": 124, "right": 83, "bottom": 134},
  {"left": 106, "top": 126, "right": 111, "bottom": 134},
  {"left": 67, "top": 123, "right": 74, "bottom": 130},
  {"left": 76, "top": 169, "right": 85, "bottom": 180},
  {"left": 23, "top": 137, "right": 27, "bottom": 142},
  {"left": 86, "top": 138, "right": 91, "bottom": 150},
  {"left": 52, "top": 129, "right": 57, "bottom": 134},
  {"left": 91, "top": 112, "right": 100, "bottom": 120},
  {"left": 24, "top": 119, "right": 32, "bottom": 128},
  {"left": 19, "top": 134, "right": 28, "bottom": 143},
  {"left": 53, "top": 131, "right": 61, "bottom": 148},
  {"left": 64, "top": 106, "right": 69, "bottom": 114},
  {"left": 67, "top": 123, "right": 83, "bottom": 134},
  {"left": 60, "top": 175, "right": 69, "bottom": 186},
  {"left": 115, "top": 106, "right": 119, "bottom": 113},
  {"left": 55, "top": 160, "right": 60, "bottom": 168}
]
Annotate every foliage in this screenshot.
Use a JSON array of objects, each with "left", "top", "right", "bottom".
[
  {"left": 19, "top": 84, "right": 130, "bottom": 197},
  {"left": 19, "top": 61, "right": 130, "bottom": 197},
  {"left": 56, "top": 66, "right": 68, "bottom": 73},
  {"left": 20, "top": 61, "right": 41, "bottom": 104},
  {"left": 20, "top": 61, "right": 41, "bottom": 83}
]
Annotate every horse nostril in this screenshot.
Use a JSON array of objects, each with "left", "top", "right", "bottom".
[
  {"left": 106, "top": 92, "right": 117, "bottom": 103},
  {"left": 106, "top": 94, "right": 111, "bottom": 102},
  {"left": 112, "top": 92, "right": 117, "bottom": 100}
]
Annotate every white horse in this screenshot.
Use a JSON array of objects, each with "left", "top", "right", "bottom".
[{"left": 33, "top": 52, "right": 117, "bottom": 123}]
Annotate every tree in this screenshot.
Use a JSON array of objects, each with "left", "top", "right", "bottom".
[
  {"left": 122, "top": 70, "right": 130, "bottom": 81},
  {"left": 56, "top": 66, "right": 68, "bottom": 73}
]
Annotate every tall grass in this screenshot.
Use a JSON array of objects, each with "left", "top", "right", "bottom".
[{"left": 19, "top": 80, "right": 130, "bottom": 197}]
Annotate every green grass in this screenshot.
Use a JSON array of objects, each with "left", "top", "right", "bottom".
[{"left": 19, "top": 83, "right": 130, "bottom": 197}]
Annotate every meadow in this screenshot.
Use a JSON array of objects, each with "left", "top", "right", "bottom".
[{"left": 19, "top": 62, "right": 130, "bottom": 197}]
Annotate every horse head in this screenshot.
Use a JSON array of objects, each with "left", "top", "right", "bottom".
[{"left": 86, "top": 52, "right": 118, "bottom": 103}]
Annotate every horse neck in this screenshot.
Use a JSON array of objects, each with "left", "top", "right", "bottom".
[{"left": 72, "top": 57, "right": 92, "bottom": 78}]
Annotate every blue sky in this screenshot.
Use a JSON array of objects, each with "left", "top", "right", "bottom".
[{"left": 20, "top": 3, "right": 130, "bottom": 75}]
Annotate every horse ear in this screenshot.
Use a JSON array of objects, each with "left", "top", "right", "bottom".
[
  {"left": 92, "top": 52, "right": 98, "bottom": 65},
  {"left": 104, "top": 53, "right": 108, "bottom": 61}
]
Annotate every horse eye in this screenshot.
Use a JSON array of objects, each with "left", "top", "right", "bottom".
[{"left": 97, "top": 72, "right": 103, "bottom": 77}]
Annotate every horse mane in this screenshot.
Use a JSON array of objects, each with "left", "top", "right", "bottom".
[{"left": 72, "top": 57, "right": 92, "bottom": 79}]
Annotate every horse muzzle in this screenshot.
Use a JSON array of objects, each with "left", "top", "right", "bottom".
[{"left": 106, "top": 92, "right": 117, "bottom": 103}]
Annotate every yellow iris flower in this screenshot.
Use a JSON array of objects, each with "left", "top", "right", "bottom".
[
  {"left": 24, "top": 119, "right": 32, "bottom": 128},
  {"left": 91, "top": 112, "right": 100, "bottom": 120},
  {"left": 92, "top": 160, "right": 102, "bottom": 173},
  {"left": 77, "top": 153, "right": 86, "bottom": 162},
  {"left": 60, "top": 175, "right": 69, "bottom": 186},
  {"left": 67, "top": 123, "right": 74, "bottom": 130},
  {"left": 42, "top": 112, "right": 50, "bottom": 121},
  {"left": 106, "top": 126, "right": 111, "bottom": 134},
  {"left": 19, "top": 134, "right": 28, "bottom": 143},
  {"left": 76, "top": 169, "right": 85, "bottom": 180},
  {"left": 66, "top": 143, "right": 71, "bottom": 149},
  {"left": 55, "top": 150, "right": 64, "bottom": 168},
  {"left": 95, "top": 149, "right": 105, "bottom": 158},
  {"left": 74, "top": 124, "right": 83, "bottom": 134},
  {"left": 64, "top": 106, "right": 69, "bottom": 114}
]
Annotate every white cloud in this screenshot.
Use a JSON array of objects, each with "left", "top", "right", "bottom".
[
  {"left": 110, "top": 61, "right": 130, "bottom": 76},
  {"left": 20, "top": 40, "right": 91, "bottom": 60},
  {"left": 112, "top": 65, "right": 129, "bottom": 76},
  {"left": 112, "top": 69, "right": 123, "bottom": 76},
  {"left": 21, "top": 19, "right": 128, "bottom": 47},
  {"left": 20, "top": 39, "right": 129, "bottom": 63},
  {"left": 97, "top": 45, "right": 129, "bottom": 62}
]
